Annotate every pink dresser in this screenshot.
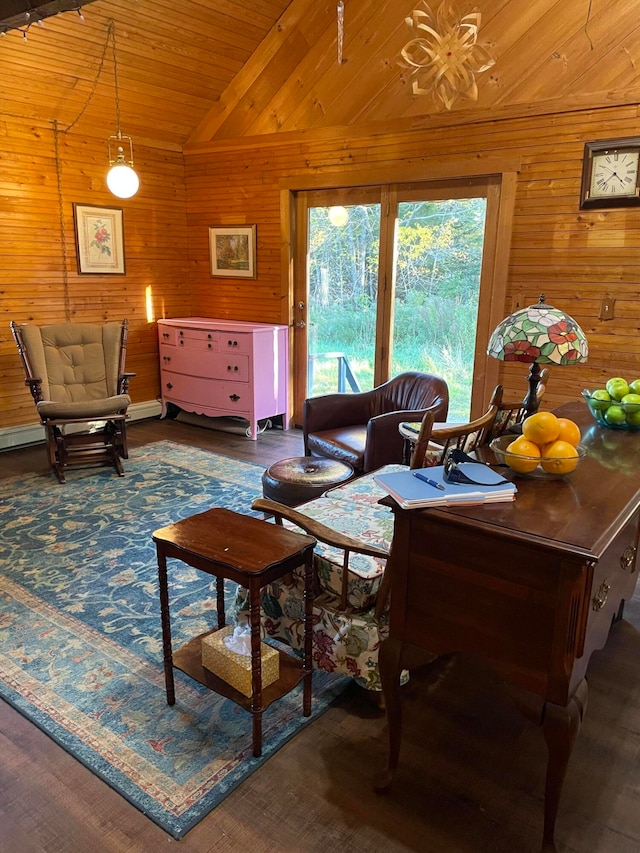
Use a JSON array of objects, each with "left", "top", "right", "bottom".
[{"left": 157, "top": 317, "right": 289, "bottom": 439}]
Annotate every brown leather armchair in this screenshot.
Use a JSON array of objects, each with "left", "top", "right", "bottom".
[{"left": 303, "top": 371, "right": 449, "bottom": 473}]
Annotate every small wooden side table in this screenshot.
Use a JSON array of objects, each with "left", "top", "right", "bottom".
[{"left": 153, "top": 507, "right": 316, "bottom": 757}]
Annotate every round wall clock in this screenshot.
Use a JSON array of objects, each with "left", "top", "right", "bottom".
[{"left": 580, "top": 137, "right": 640, "bottom": 208}]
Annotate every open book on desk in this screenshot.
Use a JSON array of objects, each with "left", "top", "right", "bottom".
[{"left": 374, "top": 464, "right": 517, "bottom": 509}]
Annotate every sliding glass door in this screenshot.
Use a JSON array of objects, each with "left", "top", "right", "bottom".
[
  {"left": 293, "top": 177, "right": 497, "bottom": 424},
  {"left": 306, "top": 187, "right": 382, "bottom": 396},
  {"left": 390, "top": 189, "right": 487, "bottom": 420}
]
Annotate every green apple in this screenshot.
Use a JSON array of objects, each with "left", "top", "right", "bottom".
[
  {"left": 629, "top": 379, "right": 640, "bottom": 395},
  {"left": 622, "top": 393, "right": 640, "bottom": 407},
  {"left": 604, "top": 405, "right": 627, "bottom": 425},
  {"left": 606, "top": 377, "right": 631, "bottom": 401},
  {"left": 626, "top": 409, "right": 640, "bottom": 427},
  {"left": 590, "top": 389, "right": 611, "bottom": 412}
]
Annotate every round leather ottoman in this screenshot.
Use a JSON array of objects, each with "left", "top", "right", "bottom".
[{"left": 262, "top": 456, "right": 354, "bottom": 507}]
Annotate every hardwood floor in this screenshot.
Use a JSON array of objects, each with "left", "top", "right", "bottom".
[{"left": 2, "top": 417, "right": 640, "bottom": 852}]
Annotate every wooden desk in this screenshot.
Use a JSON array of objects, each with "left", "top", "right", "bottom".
[{"left": 378, "top": 403, "right": 640, "bottom": 851}]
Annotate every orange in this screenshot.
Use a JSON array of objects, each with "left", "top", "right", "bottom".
[
  {"left": 555, "top": 417, "right": 581, "bottom": 447},
  {"left": 522, "top": 411, "right": 560, "bottom": 446},
  {"left": 539, "top": 440, "right": 579, "bottom": 474},
  {"left": 504, "top": 436, "right": 541, "bottom": 473}
]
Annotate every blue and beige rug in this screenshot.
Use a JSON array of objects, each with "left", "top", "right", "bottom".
[{"left": 0, "top": 441, "right": 348, "bottom": 838}]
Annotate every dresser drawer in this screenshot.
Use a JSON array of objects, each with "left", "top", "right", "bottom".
[
  {"left": 161, "top": 372, "right": 251, "bottom": 415},
  {"left": 160, "top": 345, "right": 249, "bottom": 381},
  {"left": 175, "top": 328, "right": 218, "bottom": 348},
  {"left": 218, "top": 332, "right": 250, "bottom": 353},
  {"left": 159, "top": 326, "right": 176, "bottom": 345}
]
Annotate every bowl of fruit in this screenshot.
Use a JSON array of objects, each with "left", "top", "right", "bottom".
[
  {"left": 489, "top": 411, "right": 586, "bottom": 478},
  {"left": 582, "top": 377, "right": 640, "bottom": 431}
]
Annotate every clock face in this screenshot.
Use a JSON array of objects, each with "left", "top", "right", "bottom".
[{"left": 589, "top": 149, "right": 640, "bottom": 199}]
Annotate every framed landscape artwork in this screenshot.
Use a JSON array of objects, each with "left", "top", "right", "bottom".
[
  {"left": 73, "top": 204, "right": 125, "bottom": 274},
  {"left": 209, "top": 225, "right": 257, "bottom": 278}
]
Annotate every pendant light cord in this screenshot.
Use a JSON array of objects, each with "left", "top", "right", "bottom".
[
  {"left": 64, "top": 19, "right": 114, "bottom": 134},
  {"left": 109, "top": 20, "right": 122, "bottom": 135},
  {"left": 52, "top": 19, "right": 117, "bottom": 319},
  {"left": 52, "top": 120, "right": 71, "bottom": 321}
]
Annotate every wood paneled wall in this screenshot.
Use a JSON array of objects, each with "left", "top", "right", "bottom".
[
  {"left": 0, "top": 118, "right": 191, "bottom": 431},
  {"left": 185, "top": 103, "right": 640, "bottom": 412}
]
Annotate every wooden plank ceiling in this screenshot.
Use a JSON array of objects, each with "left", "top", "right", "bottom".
[
  {"left": 0, "top": 0, "right": 640, "bottom": 151},
  {"left": 190, "top": 0, "right": 640, "bottom": 143},
  {"left": 0, "top": 0, "right": 293, "bottom": 150}
]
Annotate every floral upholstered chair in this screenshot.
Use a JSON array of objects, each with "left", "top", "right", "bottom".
[
  {"left": 235, "top": 387, "right": 511, "bottom": 693},
  {"left": 234, "top": 467, "right": 406, "bottom": 692}
]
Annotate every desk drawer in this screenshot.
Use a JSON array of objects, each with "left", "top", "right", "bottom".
[
  {"left": 160, "top": 345, "right": 249, "bottom": 381},
  {"left": 161, "top": 372, "right": 251, "bottom": 415},
  {"left": 581, "top": 512, "right": 640, "bottom": 658}
]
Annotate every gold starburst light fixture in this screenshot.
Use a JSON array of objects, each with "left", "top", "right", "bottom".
[{"left": 400, "top": 1, "right": 495, "bottom": 110}]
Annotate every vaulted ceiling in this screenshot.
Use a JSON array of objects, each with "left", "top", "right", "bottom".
[{"left": 1, "top": 0, "right": 640, "bottom": 154}]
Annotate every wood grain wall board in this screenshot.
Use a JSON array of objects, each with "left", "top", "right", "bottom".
[
  {"left": 0, "top": 106, "right": 191, "bottom": 428},
  {"left": 182, "top": 102, "right": 640, "bottom": 412},
  {"left": 6, "top": 1, "right": 640, "bottom": 431}
]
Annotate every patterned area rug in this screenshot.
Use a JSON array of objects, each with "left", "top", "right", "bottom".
[{"left": 0, "top": 441, "right": 348, "bottom": 838}]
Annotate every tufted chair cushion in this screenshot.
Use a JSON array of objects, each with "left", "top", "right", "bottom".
[{"left": 20, "top": 322, "right": 130, "bottom": 419}]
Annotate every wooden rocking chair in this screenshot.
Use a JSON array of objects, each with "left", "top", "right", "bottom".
[{"left": 10, "top": 319, "right": 135, "bottom": 483}]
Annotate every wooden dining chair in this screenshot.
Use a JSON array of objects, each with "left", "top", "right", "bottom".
[{"left": 410, "top": 385, "right": 504, "bottom": 469}]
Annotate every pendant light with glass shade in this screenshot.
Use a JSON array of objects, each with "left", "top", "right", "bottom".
[{"left": 106, "top": 20, "right": 139, "bottom": 199}]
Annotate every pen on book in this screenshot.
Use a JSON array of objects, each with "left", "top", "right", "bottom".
[{"left": 413, "top": 471, "right": 445, "bottom": 491}]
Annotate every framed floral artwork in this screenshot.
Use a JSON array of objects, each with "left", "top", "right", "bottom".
[
  {"left": 209, "top": 225, "right": 256, "bottom": 278},
  {"left": 73, "top": 204, "right": 125, "bottom": 274}
]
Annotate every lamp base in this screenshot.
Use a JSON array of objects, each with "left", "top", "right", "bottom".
[{"left": 522, "top": 362, "right": 542, "bottom": 420}]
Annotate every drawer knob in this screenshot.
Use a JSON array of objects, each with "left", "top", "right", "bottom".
[
  {"left": 163, "top": 356, "right": 171, "bottom": 362},
  {"left": 228, "top": 339, "right": 238, "bottom": 347},
  {"left": 180, "top": 340, "right": 184, "bottom": 345},
  {"left": 620, "top": 546, "right": 637, "bottom": 572},
  {"left": 229, "top": 394, "right": 240, "bottom": 402},
  {"left": 166, "top": 383, "right": 173, "bottom": 390},
  {"left": 208, "top": 343, "right": 212, "bottom": 349},
  {"left": 592, "top": 580, "right": 611, "bottom": 611}
]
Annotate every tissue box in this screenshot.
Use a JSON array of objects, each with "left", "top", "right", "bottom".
[{"left": 201, "top": 625, "right": 279, "bottom": 697}]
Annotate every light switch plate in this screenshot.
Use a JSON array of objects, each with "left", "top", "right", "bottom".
[{"left": 599, "top": 298, "right": 615, "bottom": 320}]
